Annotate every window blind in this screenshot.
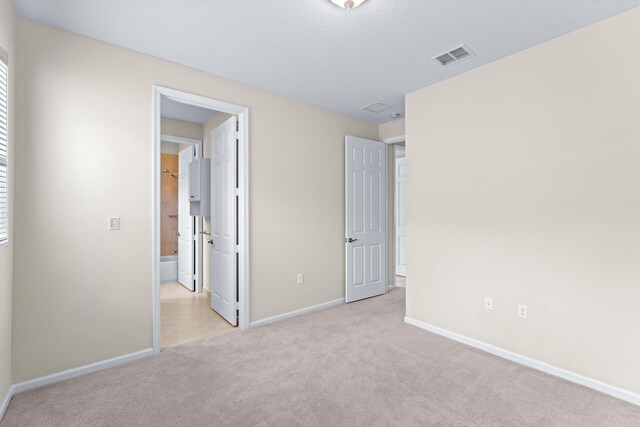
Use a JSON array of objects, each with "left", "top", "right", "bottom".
[{"left": 0, "top": 49, "right": 8, "bottom": 246}]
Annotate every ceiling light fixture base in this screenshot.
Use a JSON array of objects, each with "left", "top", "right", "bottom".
[{"left": 330, "top": 0, "right": 367, "bottom": 11}]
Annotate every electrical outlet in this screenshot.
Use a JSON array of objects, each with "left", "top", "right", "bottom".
[
  {"left": 297, "top": 274, "right": 304, "bottom": 285},
  {"left": 484, "top": 297, "right": 493, "bottom": 311},
  {"left": 518, "top": 304, "right": 528, "bottom": 319},
  {"left": 108, "top": 217, "right": 120, "bottom": 231}
]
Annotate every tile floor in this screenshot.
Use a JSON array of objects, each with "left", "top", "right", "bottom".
[
  {"left": 160, "top": 283, "right": 235, "bottom": 348},
  {"left": 395, "top": 275, "right": 406, "bottom": 288}
]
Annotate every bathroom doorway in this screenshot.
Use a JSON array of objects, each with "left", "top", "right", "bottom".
[
  {"left": 153, "top": 87, "right": 250, "bottom": 351},
  {"left": 160, "top": 132, "right": 202, "bottom": 292}
]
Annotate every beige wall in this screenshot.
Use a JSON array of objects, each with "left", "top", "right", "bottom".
[
  {"left": 161, "top": 117, "right": 203, "bottom": 141},
  {"left": 160, "top": 142, "right": 178, "bottom": 155},
  {"left": 201, "top": 112, "right": 233, "bottom": 292},
  {"left": 0, "top": 0, "right": 14, "bottom": 405},
  {"left": 379, "top": 118, "right": 404, "bottom": 141},
  {"left": 406, "top": 9, "right": 640, "bottom": 394},
  {"left": 12, "top": 18, "right": 378, "bottom": 382}
]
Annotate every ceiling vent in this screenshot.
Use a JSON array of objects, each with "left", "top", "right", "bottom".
[
  {"left": 433, "top": 45, "right": 474, "bottom": 67},
  {"left": 362, "top": 102, "right": 393, "bottom": 114}
]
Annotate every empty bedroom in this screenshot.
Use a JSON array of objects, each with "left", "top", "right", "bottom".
[{"left": 0, "top": 0, "right": 639, "bottom": 425}]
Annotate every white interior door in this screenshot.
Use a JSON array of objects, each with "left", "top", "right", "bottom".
[
  {"left": 210, "top": 116, "right": 238, "bottom": 325},
  {"left": 395, "top": 156, "right": 407, "bottom": 277},
  {"left": 345, "top": 136, "right": 387, "bottom": 303},
  {"left": 178, "top": 146, "right": 194, "bottom": 290}
]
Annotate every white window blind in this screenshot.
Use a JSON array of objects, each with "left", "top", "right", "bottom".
[{"left": 0, "top": 49, "right": 8, "bottom": 247}]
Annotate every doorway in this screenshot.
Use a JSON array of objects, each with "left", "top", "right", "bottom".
[
  {"left": 344, "top": 135, "right": 388, "bottom": 303},
  {"left": 344, "top": 135, "right": 406, "bottom": 302},
  {"left": 377, "top": 135, "right": 406, "bottom": 291},
  {"left": 159, "top": 134, "right": 202, "bottom": 292},
  {"left": 393, "top": 144, "right": 406, "bottom": 288},
  {"left": 153, "top": 86, "right": 250, "bottom": 353}
]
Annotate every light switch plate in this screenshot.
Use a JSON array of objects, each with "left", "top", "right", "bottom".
[
  {"left": 518, "top": 304, "right": 528, "bottom": 319},
  {"left": 108, "top": 217, "right": 120, "bottom": 230}
]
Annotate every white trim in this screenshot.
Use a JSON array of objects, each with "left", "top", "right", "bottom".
[
  {"left": 1, "top": 348, "right": 154, "bottom": 415},
  {"left": 1, "top": 384, "right": 14, "bottom": 423},
  {"left": 381, "top": 135, "right": 405, "bottom": 144},
  {"left": 394, "top": 155, "right": 406, "bottom": 278},
  {"left": 0, "top": 349, "right": 154, "bottom": 422},
  {"left": 391, "top": 144, "right": 406, "bottom": 288},
  {"left": 160, "top": 134, "right": 201, "bottom": 146},
  {"left": 250, "top": 298, "right": 345, "bottom": 328},
  {"left": 404, "top": 317, "right": 640, "bottom": 406},
  {"left": 153, "top": 86, "right": 251, "bottom": 354}
]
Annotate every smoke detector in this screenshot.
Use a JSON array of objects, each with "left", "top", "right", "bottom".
[{"left": 433, "top": 45, "right": 474, "bottom": 67}]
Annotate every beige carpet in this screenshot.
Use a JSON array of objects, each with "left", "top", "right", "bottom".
[{"left": 3, "top": 288, "right": 639, "bottom": 426}]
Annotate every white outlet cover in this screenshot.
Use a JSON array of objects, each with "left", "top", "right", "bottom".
[
  {"left": 297, "top": 274, "right": 304, "bottom": 284},
  {"left": 108, "top": 217, "right": 120, "bottom": 230},
  {"left": 518, "top": 304, "right": 528, "bottom": 319}
]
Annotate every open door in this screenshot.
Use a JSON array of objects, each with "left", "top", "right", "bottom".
[
  {"left": 395, "top": 156, "right": 406, "bottom": 277},
  {"left": 178, "top": 146, "right": 194, "bottom": 290},
  {"left": 210, "top": 116, "right": 238, "bottom": 325},
  {"left": 345, "top": 136, "right": 387, "bottom": 303}
]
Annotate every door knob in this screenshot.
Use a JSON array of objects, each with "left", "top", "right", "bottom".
[
  {"left": 208, "top": 239, "right": 214, "bottom": 247},
  {"left": 346, "top": 238, "right": 358, "bottom": 243}
]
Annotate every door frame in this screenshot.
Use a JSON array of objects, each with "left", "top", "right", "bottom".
[
  {"left": 153, "top": 85, "right": 250, "bottom": 354},
  {"left": 382, "top": 135, "right": 405, "bottom": 289},
  {"left": 394, "top": 147, "right": 406, "bottom": 278},
  {"left": 163, "top": 135, "right": 202, "bottom": 293}
]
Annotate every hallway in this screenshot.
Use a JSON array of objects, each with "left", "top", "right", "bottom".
[{"left": 161, "top": 283, "right": 235, "bottom": 347}]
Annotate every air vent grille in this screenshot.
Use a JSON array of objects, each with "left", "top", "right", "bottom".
[
  {"left": 435, "top": 53, "right": 456, "bottom": 66},
  {"left": 433, "top": 45, "right": 474, "bottom": 67},
  {"left": 362, "top": 102, "right": 392, "bottom": 114}
]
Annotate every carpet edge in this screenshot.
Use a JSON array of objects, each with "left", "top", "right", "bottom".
[
  {"left": 250, "top": 298, "right": 345, "bottom": 328},
  {"left": 11, "top": 348, "right": 154, "bottom": 396},
  {"left": 404, "top": 316, "right": 640, "bottom": 407}
]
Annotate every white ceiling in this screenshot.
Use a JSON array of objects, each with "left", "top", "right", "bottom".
[
  {"left": 13, "top": 0, "right": 639, "bottom": 124},
  {"left": 161, "top": 97, "right": 217, "bottom": 124}
]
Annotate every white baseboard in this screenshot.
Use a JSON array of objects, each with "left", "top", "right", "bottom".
[
  {"left": 1, "top": 348, "right": 153, "bottom": 422},
  {"left": 11, "top": 348, "right": 154, "bottom": 395},
  {"left": 250, "top": 298, "right": 344, "bottom": 328},
  {"left": 1, "top": 384, "right": 15, "bottom": 423},
  {"left": 404, "top": 317, "right": 640, "bottom": 407}
]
